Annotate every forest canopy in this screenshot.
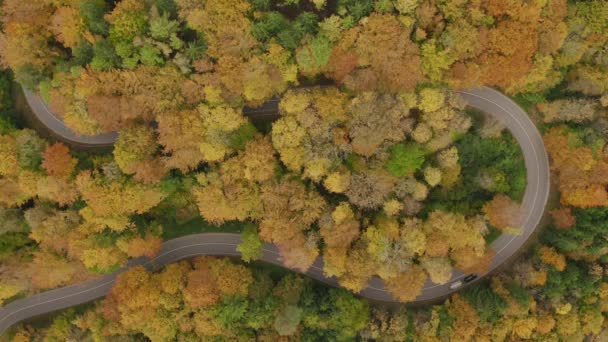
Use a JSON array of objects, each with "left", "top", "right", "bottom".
[
  {"left": 0, "top": 0, "right": 543, "bottom": 303},
  {"left": 1, "top": 0, "right": 608, "bottom": 341}
]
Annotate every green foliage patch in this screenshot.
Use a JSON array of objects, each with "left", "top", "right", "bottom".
[
  {"left": 461, "top": 285, "right": 506, "bottom": 323},
  {"left": 385, "top": 142, "right": 426, "bottom": 177}
]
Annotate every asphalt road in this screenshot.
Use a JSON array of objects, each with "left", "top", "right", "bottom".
[{"left": 0, "top": 86, "right": 550, "bottom": 335}]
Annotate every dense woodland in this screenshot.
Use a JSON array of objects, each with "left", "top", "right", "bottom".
[{"left": 0, "top": 0, "right": 607, "bottom": 340}]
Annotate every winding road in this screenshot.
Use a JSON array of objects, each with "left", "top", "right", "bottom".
[{"left": 1, "top": 86, "right": 550, "bottom": 335}]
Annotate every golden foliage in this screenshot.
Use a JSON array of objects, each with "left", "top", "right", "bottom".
[
  {"left": 49, "top": 6, "right": 85, "bottom": 49},
  {"left": 450, "top": 294, "right": 480, "bottom": 341},
  {"left": 538, "top": 245, "right": 567, "bottom": 271},
  {"left": 209, "top": 258, "right": 253, "bottom": 298},
  {"left": 76, "top": 170, "right": 165, "bottom": 231},
  {"left": 544, "top": 126, "right": 608, "bottom": 208},
  {"left": 179, "top": 0, "right": 256, "bottom": 59}
]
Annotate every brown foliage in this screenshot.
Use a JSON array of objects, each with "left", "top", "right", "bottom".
[
  {"left": 182, "top": 257, "right": 253, "bottom": 307},
  {"left": 130, "top": 158, "right": 168, "bottom": 184},
  {"left": 345, "top": 171, "right": 396, "bottom": 209},
  {"left": 329, "top": 14, "right": 425, "bottom": 93},
  {"left": 325, "top": 47, "right": 358, "bottom": 82},
  {"left": 183, "top": 261, "right": 221, "bottom": 308},
  {"left": 28, "top": 251, "right": 89, "bottom": 290},
  {"left": 28, "top": 209, "right": 79, "bottom": 254},
  {"left": 0, "top": 0, "right": 51, "bottom": 25},
  {"left": 452, "top": 249, "right": 496, "bottom": 275},
  {"left": 0, "top": 1, "right": 56, "bottom": 69},
  {"left": 259, "top": 178, "right": 326, "bottom": 271},
  {"left": 476, "top": 20, "right": 538, "bottom": 89},
  {"left": 550, "top": 207, "right": 576, "bottom": 229},
  {"left": 259, "top": 178, "right": 326, "bottom": 246},
  {"left": 347, "top": 92, "right": 412, "bottom": 157},
  {"left": 384, "top": 266, "right": 428, "bottom": 302},
  {"left": 103, "top": 265, "right": 162, "bottom": 327},
  {"left": 77, "top": 66, "right": 185, "bottom": 131},
  {"left": 85, "top": 95, "right": 145, "bottom": 132},
  {"left": 483, "top": 194, "right": 523, "bottom": 231},
  {"left": 355, "top": 14, "right": 425, "bottom": 92},
  {"left": 157, "top": 107, "right": 206, "bottom": 171},
  {"left": 120, "top": 235, "right": 163, "bottom": 259},
  {"left": 319, "top": 203, "right": 360, "bottom": 249},
  {"left": 42, "top": 143, "right": 76, "bottom": 179}
]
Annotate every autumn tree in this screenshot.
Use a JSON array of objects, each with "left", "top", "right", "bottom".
[
  {"left": 183, "top": 260, "right": 220, "bottom": 308},
  {"left": 114, "top": 125, "right": 157, "bottom": 173},
  {"left": 449, "top": 294, "right": 481, "bottom": 341},
  {"left": 104, "top": 0, "right": 148, "bottom": 45},
  {"left": 75, "top": 170, "right": 165, "bottom": 231},
  {"left": 27, "top": 251, "right": 88, "bottom": 289},
  {"left": 76, "top": 65, "right": 185, "bottom": 132},
  {"left": 259, "top": 177, "right": 327, "bottom": 271},
  {"left": 26, "top": 208, "right": 81, "bottom": 254},
  {"left": 550, "top": 207, "right": 576, "bottom": 229},
  {"left": 0, "top": 133, "right": 19, "bottom": 177},
  {"left": 42, "top": 143, "right": 77, "bottom": 179},
  {"left": 544, "top": 126, "right": 608, "bottom": 208},
  {"left": 384, "top": 265, "right": 428, "bottom": 302},
  {"left": 194, "top": 136, "right": 276, "bottom": 224},
  {"left": 37, "top": 175, "right": 79, "bottom": 206},
  {"left": 271, "top": 87, "right": 349, "bottom": 178},
  {"left": 0, "top": 1, "right": 58, "bottom": 73},
  {"left": 328, "top": 13, "right": 425, "bottom": 92},
  {"left": 345, "top": 170, "right": 396, "bottom": 209},
  {"left": 423, "top": 210, "right": 490, "bottom": 275},
  {"left": 157, "top": 102, "right": 249, "bottom": 172},
  {"left": 359, "top": 308, "right": 408, "bottom": 341},
  {"left": 538, "top": 245, "right": 566, "bottom": 272},
  {"left": 319, "top": 202, "right": 360, "bottom": 277},
  {"left": 103, "top": 265, "right": 173, "bottom": 340},
  {"left": 538, "top": 98, "right": 600, "bottom": 123},
  {"left": 348, "top": 92, "right": 413, "bottom": 156},
  {"left": 114, "top": 125, "right": 167, "bottom": 183},
  {"left": 483, "top": 194, "right": 523, "bottom": 231},
  {"left": 0, "top": 283, "right": 22, "bottom": 305},
  {"left": 177, "top": 0, "right": 256, "bottom": 59},
  {"left": 49, "top": 6, "right": 86, "bottom": 49}
]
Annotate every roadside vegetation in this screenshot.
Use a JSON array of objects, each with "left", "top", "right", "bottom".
[{"left": 0, "top": 0, "right": 607, "bottom": 340}]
